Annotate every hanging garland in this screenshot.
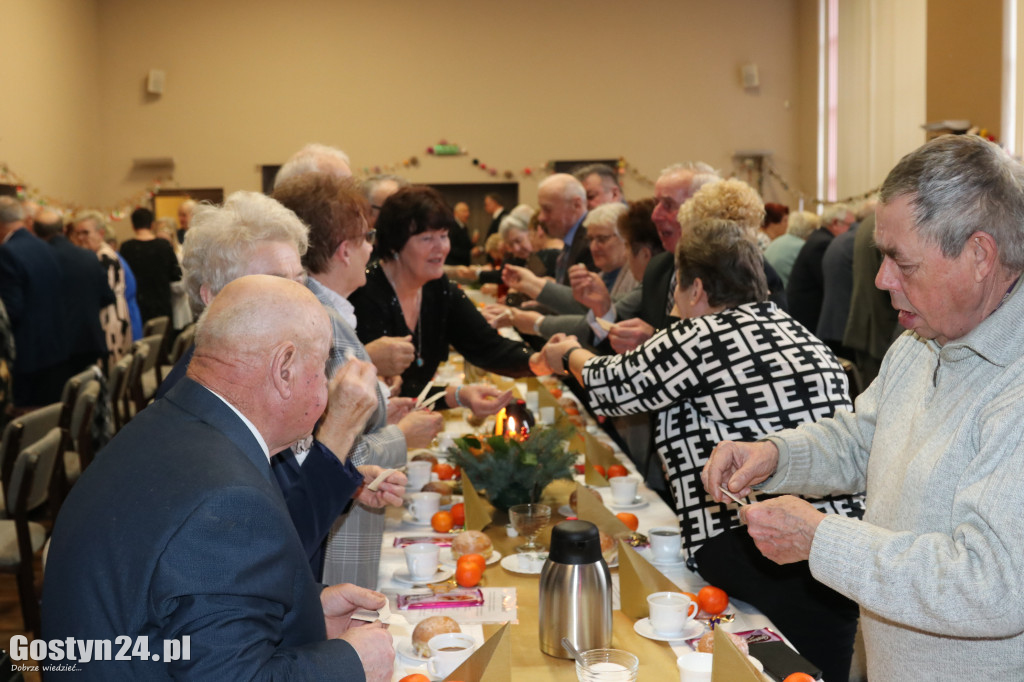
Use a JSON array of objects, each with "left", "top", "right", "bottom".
[
  {"left": 764, "top": 166, "right": 879, "bottom": 208},
  {"left": 0, "top": 163, "right": 173, "bottom": 222},
  {"left": 9, "top": 137, "right": 888, "bottom": 218},
  {"left": 363, "top": 139, "right": 659, "bottom": 187}
]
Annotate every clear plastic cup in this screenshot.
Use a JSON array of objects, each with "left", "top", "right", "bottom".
[{"left": 575, "top": 648, "right": 639, "bottom": 682}]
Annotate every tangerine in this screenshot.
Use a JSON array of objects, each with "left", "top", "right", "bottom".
[
  {"left": 615, "top": 512, "right": 639, "bottom": 531},
  {"left": 450, "top": 502, "right": 466, "bottom": 526},
  {"left": 697, "top": 585, "right": 729, "bottom": 615},
  {"left": 607, "top": 464, "right": 629, "bottom": 478},
  {"left": 457, "top": 553, "right": 486, "bottom": 572},
  {"left": 592, "top": 464, "right": 606, "bottom": 478},
  {"left": 434, "top": 463, "right": 456, "bottom": 480},
  {"left": 455, "top": 563, "right": 483, "bottom": 587},
  {"left": 431, "top": 511, "right": 454, "bottom": 533},
  {"left": 399, "top": 675, "right": 431, "bottom": 682},
  {"left": 783, "top": 675, "right": 817, "bottom": 682}
]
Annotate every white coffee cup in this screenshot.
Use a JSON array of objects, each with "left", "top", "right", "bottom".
[
  {"left": 403, "top": 542, "right": 440, "bottom": 581},
  {"left": 647, "top": 591, "right": 699, "bottom": 636},
  {"left": 677, "top": 651, "right": 713, "bottom": 682},
  {"left": 406, "top": 460, "right": 433, "bottom": 492},
  {"left": 609, "top": 476, "right": 639, "bottom": 505},
  {"left": 648, "top": 526, "right": 682, "bottom": 562},
  {"left": 408, "top": 491, "right": 441, "bottom": 523},
  {"left": 426, "top": 632, "right": 477, "bottom": 679}
]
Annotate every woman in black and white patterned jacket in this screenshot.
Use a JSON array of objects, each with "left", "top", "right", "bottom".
[{"left": 534, "top": 218, "right": 864, "bottom": 682}]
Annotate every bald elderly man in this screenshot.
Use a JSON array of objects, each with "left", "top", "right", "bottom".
[{"left": 43, "top": 275, "right": 399, "bottom": 681}]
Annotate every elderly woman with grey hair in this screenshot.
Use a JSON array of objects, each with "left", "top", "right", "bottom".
[
  {"left": 156, "top": 191, "right": 406, "bottom": 584},
  {"left": 497, "top": 202, "right": 638, "bottom": 314}
]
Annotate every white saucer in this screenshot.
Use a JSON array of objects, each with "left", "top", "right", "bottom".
[
  {"left": 649, "top": 553, "right": 687, "bottom": 569},
  {"left": 610, "top": 497, "right": 648, "bottom": 510},
  {"left": 391, "top": 567, "right": 454, "bottom": 586},
  {"left": 396, "top": 640, "right": 429, "bottom": 663},
  {"left": 633, "top": 617, "right": 704, "bottom": 642},
  {"left": 500, "top": 552, "right": 547, "bottom": 575},
  {"left": 440, "top": 548, "right": 502, "bottom": 568},
  {"left": 402, "top": 512, "right": 435, "bottom": 527},
  {"left": 558, "top": 504, "right": 574, "bottom": 517}
]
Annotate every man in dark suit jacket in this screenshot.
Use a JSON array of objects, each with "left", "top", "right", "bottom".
[
  {"left": 788, "top": 203, "right": 855, "bottom": 335},
  {"left": 0, "top": 198, "right": 70, "bottom": 408},
  {"left": 446, "top": 201, "right": 474, "bottom": 266},
  {"left": 536, "top": 173, "right": 594, "bottom": 282},
  {"left": 484, "top": 193, "right": 510, "bottom": 239},
  {"left": 34, "top": 210, "right": 114, "bottom": 373},
  {"left": 842, "top": 212, "right": 899, "bottom": 386},
  {"left": 43, "top": 275, "right": 396, "bottom": 680}
]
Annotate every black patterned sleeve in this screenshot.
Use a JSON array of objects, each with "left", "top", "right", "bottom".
[{"left": 583, "top": 317, "right": 707, "bottom": 417}]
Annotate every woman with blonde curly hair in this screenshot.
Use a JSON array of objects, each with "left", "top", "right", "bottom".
[{"left": 675, "top": 178, "right": 788, "bottom": 310}]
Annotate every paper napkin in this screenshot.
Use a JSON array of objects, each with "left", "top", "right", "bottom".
[
  {"left": 461, "top": 471, "right": 494, "bottom": 532},
  {"left": 616, "top": 541, "right": 684, "bottom": 620},
  {"left": 711, "top": 626, "right": 764, "bottom": 682},
  {"left": 443, "top": 622, "right": 511, "bottom": 682}
]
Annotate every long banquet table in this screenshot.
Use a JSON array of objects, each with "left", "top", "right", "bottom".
[{"left": 378, "top": 363, "right": 784, "bottom": 681}]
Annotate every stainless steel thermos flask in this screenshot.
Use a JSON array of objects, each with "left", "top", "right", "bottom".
[{"left": 538, "top": 520, "right": 612, "bottom": 657}]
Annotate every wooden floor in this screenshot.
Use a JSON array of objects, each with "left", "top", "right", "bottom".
[{"left": 0, "top": 556, "right": 42, "bottom": 682}]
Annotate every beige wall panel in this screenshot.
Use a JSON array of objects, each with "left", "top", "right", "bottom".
[
  {"left": 927, "top": 0, "right": 1002, "bottom": 139},
  {"left": 93, "top": 0, "right": 804, "bottom": 207},
  {"left": 0, "top": 0, "right": 101, "bottom": 205}
]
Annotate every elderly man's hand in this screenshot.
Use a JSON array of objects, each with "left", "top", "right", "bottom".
[
  {"left": 481, "top": 304, "right": 514, "bottom": 328},
  {"left": 341, "top": 624, "right": 394, "bottom": 682},
  {"left": 570, "top": 265, "right": 611, "bottom": 316},
  {"left": 740, "top": 496, "right": 825, "bottom": 564},
  {"left": 534, "top": 333, "right": 581, "bottom": 377},
  {"left": 365, "top": 335, "right": 415, "bottom": 377},
  {"left": 322, "top": 583, "right": 387, "bottom": 638},
  {"left": 354, "top": 465, "right": 407, "bottom": 508},
  {"left": 397, "top": 409, "right": 443, "bottom": 449},
  {"left": 386, "top": 396, "right": 414, "bottom": 424},
  {"left": 451, "top": 384, "right": 513, "bottom": 417},
  {"left": 608, "top": 318, "right": 654, "bottom": 353},
  {"left": 317, "top": 359, "right": 378, "bottom": 459},
  {"left": 511, "top": 308, "right": 543, "bottom": 337},
  {"left": 701, "top": 440, "right": 780, "bottom": 502},
  {"left": 502, "top": 264, "right": 545, "bottom": 299}
]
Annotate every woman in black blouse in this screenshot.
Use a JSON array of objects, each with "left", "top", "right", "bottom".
[{"left": 349, "top": 186, "right": 535, "bottom": 413}]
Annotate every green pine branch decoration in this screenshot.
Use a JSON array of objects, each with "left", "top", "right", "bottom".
[{"left": 447, "top": 425, "right": 576, "bottom": 511}]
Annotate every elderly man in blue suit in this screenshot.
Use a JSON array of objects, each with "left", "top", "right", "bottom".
[{"left": 43, "top": 275, "right": 397, "bottom": 680}]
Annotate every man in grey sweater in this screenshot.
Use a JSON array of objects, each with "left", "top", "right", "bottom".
[{"left": 704, "top": 133, "right": 1024, "bottom": 681}]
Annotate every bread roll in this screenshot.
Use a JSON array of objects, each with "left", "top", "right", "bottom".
[
  {"left": 696, "top": 630, "right": 748, "bottom": 655},
  {"left": 411, "top": 451, "right": 439, "bottom": 466},
  {"left": 598, "top": 530, "right": 617, "bottom": 564},
  {"left": 421, "top": 481, "right": 453, "bottom": 505},
  {"left": 450, "top": 530, "right": 493, "bottom": 560},
  {"left": 569, "top": 486, "right": 603, "bottom": 514},
  {"left": 412, "top": 615, "right": 461, "bottom": 657}
]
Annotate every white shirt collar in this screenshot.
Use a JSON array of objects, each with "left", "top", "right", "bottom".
[
  {"left": 492, "top": 207, "right": 503, "bottom": 219},
  {"left": 206, "top": 388, "right": 271, "bottom": 463},
  {"left": 311, "top": 276, "right": 357, "bottom": 329}
]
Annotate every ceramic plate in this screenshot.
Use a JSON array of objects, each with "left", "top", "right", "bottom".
[
  {"left": 396, "top": 640, "right": 429, "bottom": 663},
  {"left": 439, "top": 548, "right": 502, "bottom": 568},
  {"left": 648, "top": 553, "right": 687, "bottom": 569},
  {"left": 391, "top": 567, "right": 454, "bottom": 586},
  {"left": 633, "top": 617, "right": 704, "bottom": 642},
  {"left": 499, "top": 553, "right": 547, "bottom": 575},
  {"left": 609, "top": 497, "right": 649, "bottom": 510}
]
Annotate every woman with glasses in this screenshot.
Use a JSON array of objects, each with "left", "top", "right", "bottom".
[{"left": 350, "top": 186, "right": 535, "bottom": 414}]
